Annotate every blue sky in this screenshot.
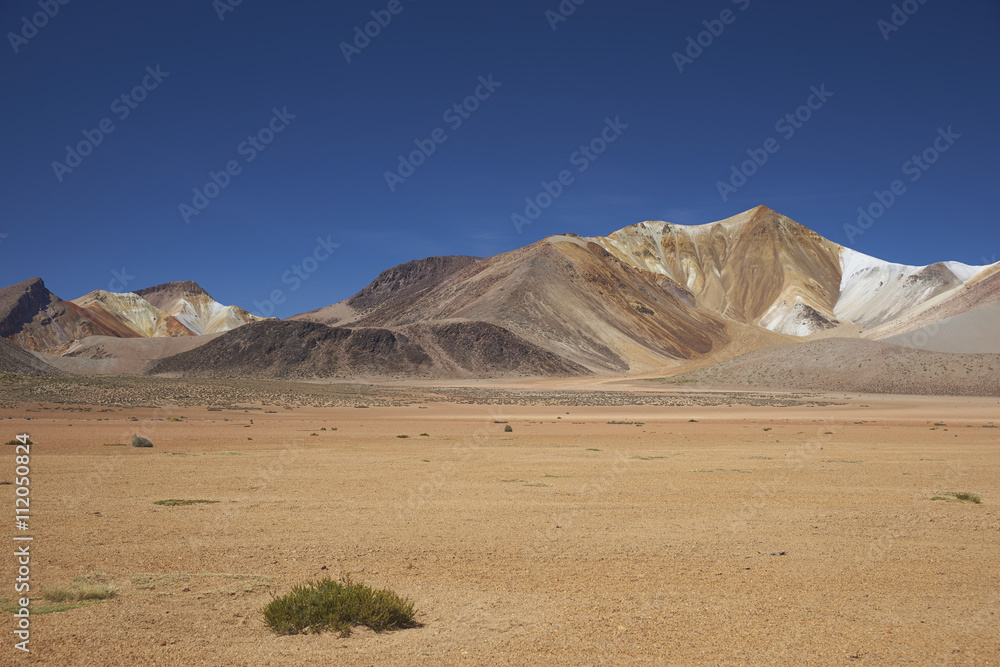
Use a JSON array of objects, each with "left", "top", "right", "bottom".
[{"left": 2, "top": 0, "right": 998, "bottom": 318}]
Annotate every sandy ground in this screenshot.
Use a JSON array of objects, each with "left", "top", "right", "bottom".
[{"left": 1, "top": 384, "right": 998, "bottom": 665}]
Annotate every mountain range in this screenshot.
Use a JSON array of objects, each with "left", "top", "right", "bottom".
[
  {"left": 0, "top": 278, "right": 263, "bottom": 353},
  {"left": 2, "top": 206, "right": 998, "bottom": 386}
]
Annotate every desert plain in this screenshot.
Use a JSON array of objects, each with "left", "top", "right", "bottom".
[{"left": 1, "top": 376, "right": 998, "bottom": 666}]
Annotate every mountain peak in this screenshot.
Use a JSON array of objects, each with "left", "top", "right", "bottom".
[
  {"left": 135, "top": 281, "right": 212, "bottom": 301},
  {"left": 10, "top": 277, "right": 48, "bottom": 295}
]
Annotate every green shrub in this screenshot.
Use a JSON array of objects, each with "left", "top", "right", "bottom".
[{"left": 263, "top": 577, "right": 417, "bottom": 637}]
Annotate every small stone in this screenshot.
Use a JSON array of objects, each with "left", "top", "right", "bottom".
[{"left": 131, "top": 434, "right": 153, "bottom": 448}]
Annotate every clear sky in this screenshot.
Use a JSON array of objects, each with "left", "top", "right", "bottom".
[{"left": 2, "top": 0, "right": 998, "bottom": 318}]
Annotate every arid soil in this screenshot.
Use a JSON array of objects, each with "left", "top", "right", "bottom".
[
  {"left": 1, "top": 378, "right": 998, "bottom": 665},
  {"left": 661, "top": 338, "right": 1000, "bottom": 397}
]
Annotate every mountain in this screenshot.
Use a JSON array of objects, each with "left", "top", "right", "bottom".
[
  {"left": 72, "top": 290, "right": 194, "bottom": 338},
  {"left": 0, "top": 278, "right": 141, "bottom": 352},
  {"left": 293, "top": 239, "right": 773, "bottom": 373},
  {"left": 582, "top": 207, "right": 989, "bottom": 339},
  {"left": 0, "top": 278, "right": 265, "bottom": 354},
  {"left": 134, "top": 281, "right": 263, "bottom": 335},
  {"left": 292, "top": 256, "right": 481, "bottom": 327},
  {"left": 291, "top": 206, "right": 996, "bottom": 374},
  {"left": 863, "top": 262, "right": 1000, "bottom": 353},
  {"left": 5, "top": 206, "right": 996, "bottom": 383},
  {"left": 589, "top": 208, "right": 845, "bottom": 336}
]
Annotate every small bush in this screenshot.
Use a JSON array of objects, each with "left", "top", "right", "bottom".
[
  {"left": 504, "top": 425, "right": 513, "bottom": 433},
  {"left": 397, "top": 435, "right": 409, "bottom": 439},
  {"left": 263, "top": 577, "right": 417, "bottom": 637},
  {"left": 42, "top": 585, "right": 116, "bottom": 602},
  {"left": 153, "top": 499, "right": 219, "bottom": 506},
  {"left": 932, "top": 491, "right": 982, "bottom": 504}
]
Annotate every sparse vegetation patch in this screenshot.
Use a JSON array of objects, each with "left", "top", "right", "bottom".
[
  {"left": 931, "top": 491, "right": 981, "bottom": 504},
  {"left": 263, "top": 576, "right": 417, "bottom": 637},
  {"left": 42, "top": 585, "right": 116, "bottom": 603},
  {"left": 153, "top": 499, "right": 219, "bottom": 506}
]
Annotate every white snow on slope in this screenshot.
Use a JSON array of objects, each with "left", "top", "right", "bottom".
[
  {"left": 941, "top": 261, "right": 982, "bottom": 282},
  {"left": 834, "top": 248, "right": 986, "bottom": 331},
  {"left": 758, "top": 298, "right": 837, "bottom": 337},
  {"left": 171, "top": 296, "right": 252, "bottom": 335}
]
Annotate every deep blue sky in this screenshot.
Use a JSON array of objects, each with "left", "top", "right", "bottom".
[{"left": 2, "top": 0, "right": 998, "bottom": 318}]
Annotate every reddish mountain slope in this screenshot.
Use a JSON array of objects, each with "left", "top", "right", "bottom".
[{"left": 0, "top": 278, "right": 140, "bottom": 352}]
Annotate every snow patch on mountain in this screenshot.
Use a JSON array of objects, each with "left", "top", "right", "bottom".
[
  {"left": 834, "top": 248, "right": 983, "bottom": 330},
  {"left": 758, "top": 298, "right": 838, "bottom": 337}
]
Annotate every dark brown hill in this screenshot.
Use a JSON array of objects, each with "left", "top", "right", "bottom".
[
  {"left": 0, "top": 337, "right": 67, "bottom": 375},
  {"left": 291, "top": 256, "right": 482, "bottom": 327},
  {"left": 347, "top": 256, "right": 481, "bottom": 312},
  {"left": 134, "top": 281, "right": 213, "bottom": 307},
  {"left": 148, "top": 319, "right": 587, "bottom": 379}
]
